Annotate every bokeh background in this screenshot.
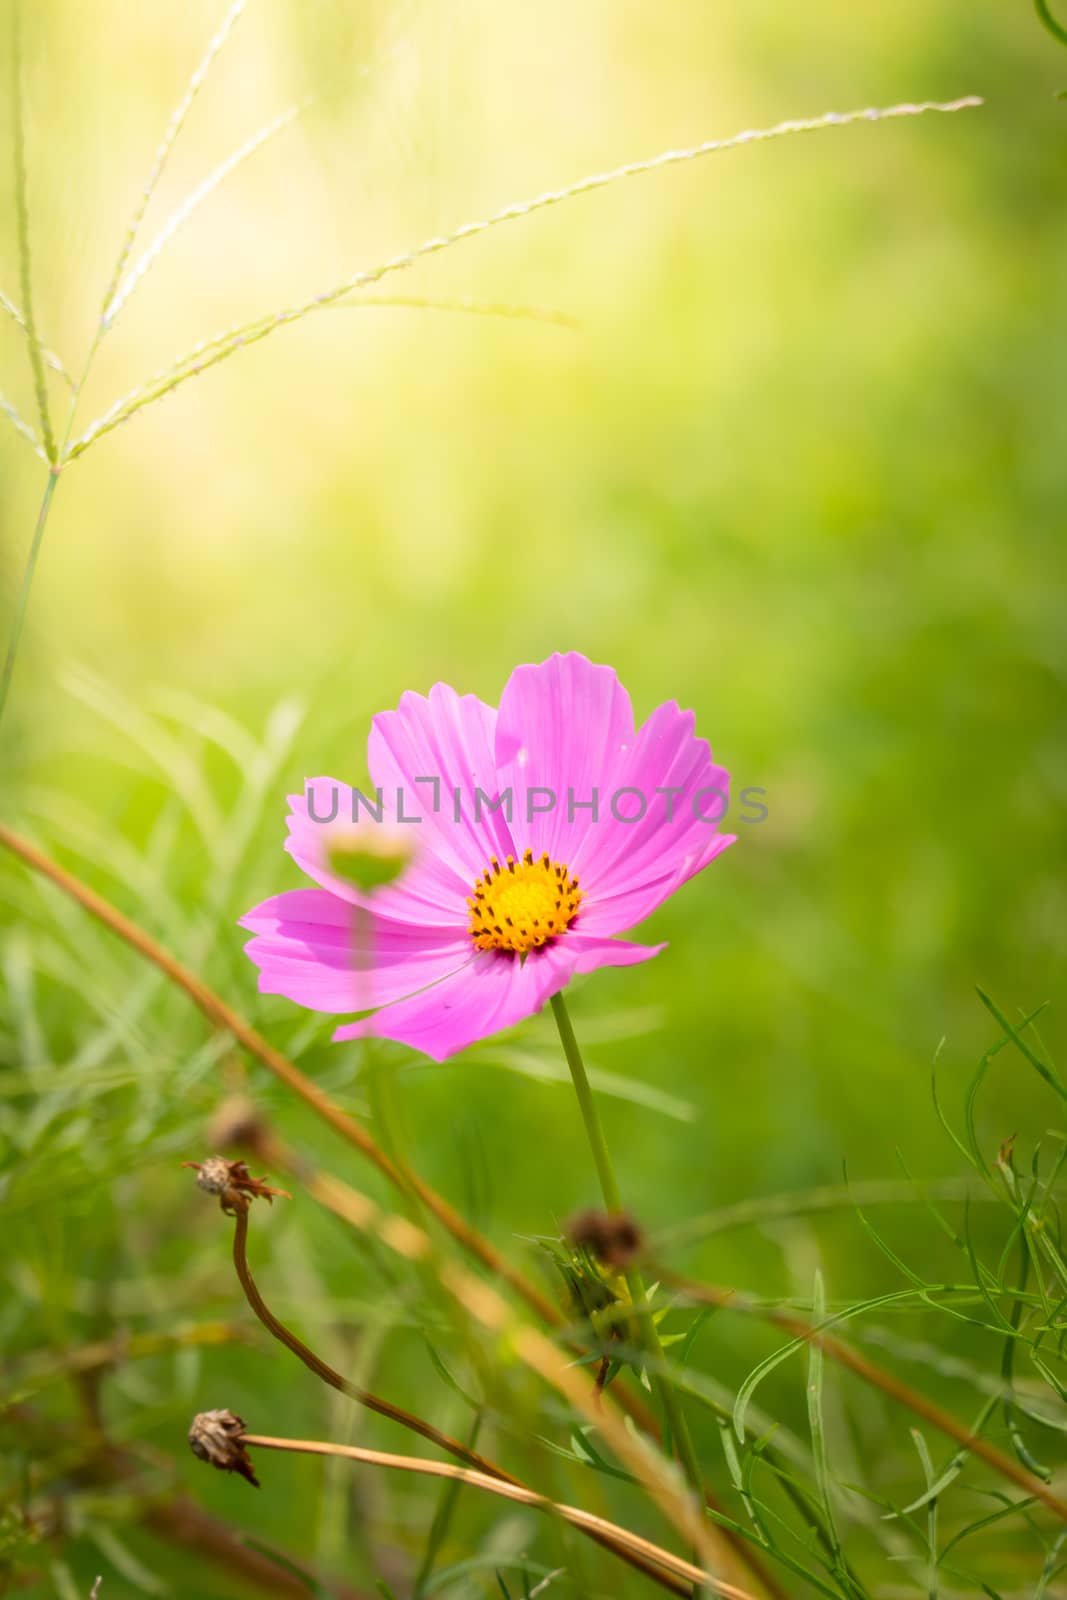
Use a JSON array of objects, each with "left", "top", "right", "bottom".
[{"left": 2, "top": 2, "right": 1066, "bottom": 1595}]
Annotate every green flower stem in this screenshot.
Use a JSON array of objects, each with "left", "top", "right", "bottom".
[
  {"left": 549, "top": 991, "right": 706, "bottom": 1516},
  {"left": 550, "top": 990, "right": 623, "bottom": 1211}
]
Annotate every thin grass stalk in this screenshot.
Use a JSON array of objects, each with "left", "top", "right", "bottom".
[
  {"left": 217, "top": 1191, "right": 688, "bottom": 1595},
  {"left": 0, "top": 821, "right": 784, "bottom": 1599},
  {"left": 0, "top": 386, "right": 47, "bottom": 461},
  {"left": 550, "top": 992, "right": 706, "bottom": 1533},
  {"left": 0, "top": 821, "right": 556, "bottom": 1317},
  {"left": 185, "top": 1158, "right": 728, "bottom": 1578},
  {"left": 413, "top": 1410, "right": 486, "bottom": 1598},
  {"left": 238, "top": 1432, "right": 753, "bottom": 1597},
  {"left": 0, "top": 86, "right": 981, "bottom": 733},
  {"left": 0, "top": 287, "right": 73, "bottom": 386},
  {"left": 1, "top": 4, "right": 249, "bottom": 728},
  {"left": 1035, "top": 0, "right": 1067, "bottom": 49},
  {"left": 100, "top": 0, "right": 248, "bottom": 319},
  {"left": 255, "top": 1131, "right": 781, "bottom": 1600},
  {"left": 224, "top": 1165, "right": 729, "bottom": 1578},
  {"left": 105, "top": 102, "right": 302, "bottom": 324},
  {"left": 658, "top": 1267, "right": 1067, "bottom": 1522},
  {"left": 226, "top": 1197, "right": 522, "bottom": 1483},
  {"left": 66, "top": 96, "right": 982, "bottom": 460},
  {"left": 10, "top": 1, "right": 55, "bottom": 462},
  {"left": 225, "top": 1179, "right": 708, "bottom": 1591},
  {"left": 330, "top": 294, "right": 577, "bottom": 327},
  {"left": 0, "top": 469, "right": 61, "bottom": 727}
]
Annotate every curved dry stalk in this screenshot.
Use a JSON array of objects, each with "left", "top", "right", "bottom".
[
  {"left": 10, "top": 1, "right": 56, "bottom": 462},
  {"left": 0, "top": 821, "right": 781, "bottom": 1599},
  {"left": 253, "top": 1132, "right": 780, "bottom": 1600},
  {"left": 105, "top": 102, "right": 302, "bottom": 325},
  {"left": 66, "top": 96, "right": 981, "bottom": 461},
  {"left": 0, "top": 834, "right": 729, "bottom": 1574},
  {"left": 227, "top": 1195, "right": 516, "bottom": 1479},
  {"left": 64, "top": 1416, "right": 371, "bottom": 1600},
  {"left": 206, "top": 1189, "right": 689, "bottom": 1595},
  {"left": 237, "top": 1431, "right": 754, "bottom": 1598},
  {"left": 220, "top": 1162, "right": 728, "bottom": 1581},
  {"left": 100, "top": 0, "right": 248, "bottom": 319},
  {"left": 0, "top": 821, "right": 558, "bottom": 1322},
  {"left": 657, "top": 1267, "right": 1067, "bottom": 1524}
]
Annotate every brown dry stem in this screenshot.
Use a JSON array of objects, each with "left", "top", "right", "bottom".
[{"left": 188, "top": 1159, "right": 688, "bottom": 1594}]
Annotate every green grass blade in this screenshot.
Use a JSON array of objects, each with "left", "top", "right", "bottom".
[
  {"left": 1034, "top": 1528, "right": 1067, "bottom": 1598},
  {"left": 414, "top": 1412, "right": 485, "bottom": 1598},
  {"left": 910, "top": 1429, "right": 938, "bottom": 1600},
  {"left": 976, "top": 989, "right": 1067, "bottom": 1105},
  {"left": 805, "top": 1269, "right": 856, "bottom": 1594}
]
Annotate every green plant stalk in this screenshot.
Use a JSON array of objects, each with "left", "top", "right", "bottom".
[
  {"left": 413, "top": 1410, "right": 484, "bottom": 1598},
  {"left": 549, "top": 992, "right": 707, "bottom": 1521},
  {"left": 1035, "top": 0, "right": 1067, "bottom": 50},
  {"left": 1, "top": 0, "right": 200, "bottom": 734},
  {"left": 353, "top": 902, "right": 421, "bottom": 1225},
  {"left": 0, "top": 329, "right": 100, "bottom": 734},
  {"left": 0, "top": 464, "right": 60, "bottom": 729},
  {"left": 11, "top": 0, "right": 56, "bottom": 464}
]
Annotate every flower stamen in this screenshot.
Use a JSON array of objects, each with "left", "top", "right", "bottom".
[{"left": 467, "top": 846, "right": 582, "bottom": 954}]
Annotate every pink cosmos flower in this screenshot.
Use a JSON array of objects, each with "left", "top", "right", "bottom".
[{"left": 239, "top": 653, "right": 733, "bottom": 1061}]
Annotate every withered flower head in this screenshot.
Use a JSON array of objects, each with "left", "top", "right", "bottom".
[
  {"left": 566, "top": 1208, "right": 645, "bottom": 1270},
  {"left": 207, "top": 1095, "right": 271, "bottom": 1157},
  {"left": 182, "top": 1155, "right": 290, "bottom": 1213},
  {"left": 188, "top": 1408, "right": 259, "bottom": 1487}
]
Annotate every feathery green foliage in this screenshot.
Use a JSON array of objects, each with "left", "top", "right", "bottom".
[{"left": 2, "top": 2, "right": 1064, "bottom": 1597}]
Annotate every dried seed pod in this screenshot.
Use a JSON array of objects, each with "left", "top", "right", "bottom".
[
  {"left": 188, "top": 1408, "right": 260, "bottom": 1487},
  {"left": 183, "top": 1156, "right": 289, "bottom": 1213},
  {"left": 566, "top": 1208, "right": 645, "bottom": 1270},
  {"left": 207, "top": 1095, "right": 271, "bottom": 1157}
]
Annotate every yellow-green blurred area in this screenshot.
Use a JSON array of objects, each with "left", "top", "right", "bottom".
[{"left": 3, "top": 2, "right": 1067, "bottom": 1596}]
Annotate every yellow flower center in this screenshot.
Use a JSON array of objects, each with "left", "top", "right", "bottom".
[{"left": 467, "top": 848, "right": 583, "bottom": 954}]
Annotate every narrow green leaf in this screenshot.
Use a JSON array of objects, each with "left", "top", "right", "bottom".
[{"left": 976, "top": 990, "right": 1065, "bottom": 1104}]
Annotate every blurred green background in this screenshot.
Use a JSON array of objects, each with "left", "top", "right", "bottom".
[{"left": 2, "top": 1, "right": 1066, "bottom": 1596}]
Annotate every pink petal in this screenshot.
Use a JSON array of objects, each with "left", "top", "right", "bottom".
[
  {"left": 494, "top": 653, "right": 635, "bottom": 865},
  {"left": 240, "top": 889, "right": 469, "bottom": 1014},
  {"left": 284, "top": 775, "right": 463, "bottom": 927},
  {"left": 563, "top": 932, "right": 667, "bottom": 975},
  {"left": 575, "top": 833, "right": 736, "bottom": 936},
  {"left": 330, "top": 925, "right": 664, "bottom": 1061},
  {"left": 333, "top": 943, "right": 576, "bottom": 1061},
  {"left": 368, "top": 684, "right": 516, "bottom": 892},
  {"left": 568, "top": 700, "right": 735, "bottom": 935}
]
